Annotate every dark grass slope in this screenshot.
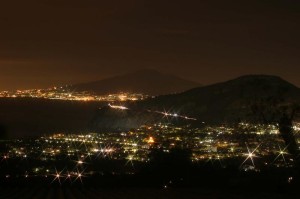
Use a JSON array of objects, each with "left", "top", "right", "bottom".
[
  {"left": 1, "top": 156, "right": 300, "bottom": 199},
  {"left": 0, "top": 174, "right": 299, "bottom": 199}
]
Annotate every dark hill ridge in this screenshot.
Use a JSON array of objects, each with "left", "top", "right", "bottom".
[
  {"left": 69, "top": 69, "right": 200, "bottom": 96},
  {"left": 91, "top": 75, "right": 300, "bottom": 131},
  {"left": 136, "top": 75, "right": 300, "bottom": 122}
]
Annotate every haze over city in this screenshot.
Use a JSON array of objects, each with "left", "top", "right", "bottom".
[{"left": 0, "top": 0, "right": 300, "bottom": 90}]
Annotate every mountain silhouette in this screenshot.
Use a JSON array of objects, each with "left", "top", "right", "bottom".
[
  {"left": 91, "top": 75, "right": 300, "bottom": 130},
  {"left": 69, "top": 69, "right": 200, "bottom": 96}
]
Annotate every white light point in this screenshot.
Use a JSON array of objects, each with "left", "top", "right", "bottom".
[
  {"left": 74, "top": 168, "right": 85, "bottom": 184},
  {"left": 51, "top": 168, "right": 64, "bottom": 185},
  {"left": 77, "top": 160, "right": 84, "bottom": 165},
  {"left": 241, "top": 144, "right": 260, "bottom": 168}
]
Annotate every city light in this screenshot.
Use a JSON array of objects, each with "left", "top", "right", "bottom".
[
  {"left": 273, "top": 145, "right": 289, "bottom": 165},
  {"left": 241, "top": 143, "right": 260, "bottom": 168},
  {"left": 0, "top": 122, "right": 298, "bottom": 185},
  {"left": 0, "top": 88, "right": 148, "bottom": 102},
  {"left": 51, "top": 168, "right": 64, "bottom": 185}
]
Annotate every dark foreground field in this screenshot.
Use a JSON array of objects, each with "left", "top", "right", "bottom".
[
  {"left": 0, "top": 169, "right": 299, "bottom": 199},
  {"left": 0, "top": 186, "right": 298, "bottom": 199}
]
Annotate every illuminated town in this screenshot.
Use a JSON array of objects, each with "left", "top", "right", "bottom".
[
  {"left": 0, "top": 87, "right": 148, "bottom": 102},
  {"left": 1, "top": 0, "right": 300, "bottom": 197},
  {"left": 1, "top": 122, "right": 299, "bottom": 185}
]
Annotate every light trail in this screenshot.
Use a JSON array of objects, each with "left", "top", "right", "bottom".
[
  {"left": 108, "top": 103, "right": 196, "bottom": 121},
  {"left": 108, "top": 103, "right": 129, "bottom": 110},
  {"left": 149, "top": 110, "right": 197, "bottom": 121}
]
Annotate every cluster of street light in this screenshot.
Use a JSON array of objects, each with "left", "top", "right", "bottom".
[
  {"left": 0, "top": 87, "right": 148, "bottom": 102},
  {"left": 51, "top": 167, "right": 86, "bottom": 185},
  {"left": 0, "top": 122, "right": 299, "bottom": 184}
]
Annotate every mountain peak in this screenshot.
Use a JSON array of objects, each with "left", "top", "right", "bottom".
[
  {"left": 223, "top": 74, "right": 298, "bottom": 89},
  {"left": 70, "top": 70, "right": 200, "bottom": 96}
]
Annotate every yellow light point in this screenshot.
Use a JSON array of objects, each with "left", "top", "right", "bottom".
[
  {"left": 118, "top": 94, "right": 127, "bottom": 101},
  {"left": 148, "top": 137, "right": 155, "bottom": 144},
  {"left": 273, "top": 145, "right": 289, "bottom": 165}
]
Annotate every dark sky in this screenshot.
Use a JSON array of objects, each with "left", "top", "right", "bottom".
[{"left": 0, "top": 0, "right": 299, "bottom": 90}]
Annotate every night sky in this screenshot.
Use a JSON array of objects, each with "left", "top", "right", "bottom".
[{"left": 0, "top": 0, "right": 299, "bottom": 90}]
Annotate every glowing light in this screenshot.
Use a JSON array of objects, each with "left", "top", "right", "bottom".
[
  {"left": 241, "top": 143, "right": 260, "bottom": 168},
  {"left": 273, "top": 145, "right": 289, "bottom": 166},
  {"left": 77, "top": 160, "right": 84, "bottom": 165},
  {"left": 154, "top": 109, "right": 197, "bottom": 120},
  {"left": 118, "top": 94, "right": 127, "bottom": 101},
  {"left": 108, "top": 103, "right": 128, "bottom": 110},
  {"left": 51, "top": 168, "right": 64, "bottom": 185},
  {"left": 147, "top": 137, "right": 155, "bottom": 144},
  {"left": 126, "top": 155, "right": 135, "bottom": 167},
  {"left": 1, "top": 155, "right": 8, "bottom": 162},
  {"left": 74, "top": 168, "right": 85, "bottom": 184},
  {"left": 63, "top": 170, "right": 73, "bottom": 183}
]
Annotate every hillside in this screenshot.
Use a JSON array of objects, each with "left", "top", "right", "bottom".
[
  {"left": 91, "top": 75, "right": 300, "bottom": 130},
  {"left": 69, "top": 69, "right": 200, "bottom": 96},
  {"left": 139, "top": 75, "right": 300, "bottom": 121}
]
